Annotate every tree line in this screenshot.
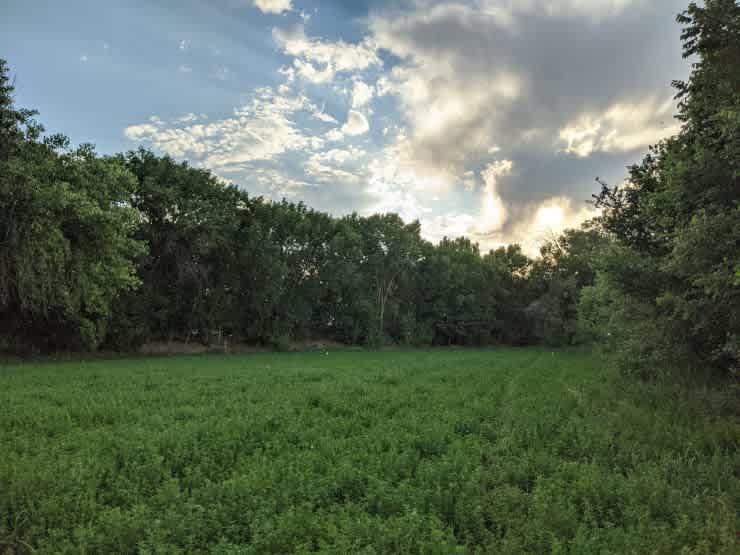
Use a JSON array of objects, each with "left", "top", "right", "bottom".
[{"left": 0, "top": 0, "right": 737, "bottom": 379}]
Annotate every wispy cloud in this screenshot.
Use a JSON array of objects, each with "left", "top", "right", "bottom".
[
  {"left": 125, "top": 87, "right": 327, "bottom": 170},
  {"left": 273, "top": 25, "right": 381, "bottom": 84}
]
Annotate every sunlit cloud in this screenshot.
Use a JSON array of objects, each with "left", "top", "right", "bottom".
[
  {"left": 254, "top": 0, "right": 293, "bottom": 15},
  {"left": 478, "top": 159, "right": 513, "bottom": 233},
  {"left": 559, "top": 96, "right": 680, "bottom": 157},
  {"left": 341, "top": 110, "right": 370, "bottom": 136},
  {"left": 351, "top": 80, "right": 374, "bottom": 108},
  {"left": 125, "top": 87, "right": 328, "bottom": 170},
  {"left": 273, "top": 25, "right": 381, "bottom": 84}
]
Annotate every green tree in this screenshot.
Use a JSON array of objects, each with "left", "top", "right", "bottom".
[
  {"left": 586, "top": 0, "right": 740, "bottom": 376},
  {"left": 358, "top": 214, "right": 424, "bottom": 345},
  {"left": 0, "top": 59, "right": 144, "bottom": 351}
]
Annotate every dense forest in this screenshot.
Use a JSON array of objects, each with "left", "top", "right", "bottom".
[{"left": 0, "top": 1, "right": 737, "bottom": 380}]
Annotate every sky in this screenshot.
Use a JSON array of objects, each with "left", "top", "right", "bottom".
[{"left": 2, "top": 0, "right": 691, "bottom": 254}]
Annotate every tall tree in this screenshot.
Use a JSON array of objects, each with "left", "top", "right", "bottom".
[
  {"left": 358, "top": 214, "right": 423, "bottom": 345},
  {"left": 586, "top": 0, "right": 740, "bottom": 376},
  {"left": 0, "top": 59, "right": 144, "bottom": 351}
]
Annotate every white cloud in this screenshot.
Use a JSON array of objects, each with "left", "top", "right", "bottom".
[
  {"left": 427, "top": 213, "right": 479, "bottom": 241},
  {"left": 559, "top": 96, "right": 680, "bottom": 157},
  {"left": 341, "top": 110, "right": 370, "bottom": 136},
  {"left": 325, "top": 129, "right": 344, "bottom": 142},
  {"left": 310, "top": 106, "right": 338, "bottom": 124},
  {"left": 305, "top": 148, "right": 365, "bottom": 183},
  {"left": 477, "top": 159, "right": 513, "bottom": 232},
  {"left": 79, "top": 55, "right": 88, "bottom": 63},
  {"left": 361, "top": 137, "right": 455, "bottom": 224},
  {"left": 179, "top": 39, "right": 189, "bottom": 51},
  {"left": 249, "top": 168, "right": 314, "bottom": 197},
  {"left": 351, "top": 80, "right": 374, "bottom": 108},
  {"left": 124, "top": 87, "right": 326, "bottom": 169},
  {"left": 177, "top": 113, "right": 200, "bottom": 123},
  {"left": 254, "top": 0, "right": 293, "bottom": 15},
  {"left": 179, "top": 65, "right": 193, "bottom": 73},
  {"left": 125, "top": 123, "right": 160, "bottom": 141},
  {"left": 315, "top": 147, "right": 365, "bottom": 165},
  {"left": 273, "top": 26, "right": 381, "bottom": 84}
]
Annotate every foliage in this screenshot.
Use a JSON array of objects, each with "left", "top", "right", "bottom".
[
  {"left": 527, "top": 228, "right": 609, "bottom": 346},
  {"left": 586, "top": 0, "right": 740, "bottom": 377},
  {"left": 0, "top": 350, "right": 737, "bottom": 553},
  {"left": 0, "top": 61, "right": 144, "bottom": 351}
]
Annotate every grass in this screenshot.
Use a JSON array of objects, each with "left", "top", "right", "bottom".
[{"left": 0, "top": 349, "right": 737, "bottom": 554}]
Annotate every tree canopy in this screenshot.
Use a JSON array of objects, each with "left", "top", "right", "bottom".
[{"left": 0, "top": 0, "right": 737, "bottom": 383}]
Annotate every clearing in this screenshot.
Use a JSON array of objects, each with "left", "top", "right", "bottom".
[{"left": 0, "top": 350, "right": 737, "bottom": 553}]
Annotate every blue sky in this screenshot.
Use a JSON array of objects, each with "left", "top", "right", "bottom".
[{"left": 2, "top": 0, "right": 691, "bottom": 254}]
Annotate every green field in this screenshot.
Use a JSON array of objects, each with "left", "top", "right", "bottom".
[{"left": 1, "top": 350, "right": 737, "bottom": 554}]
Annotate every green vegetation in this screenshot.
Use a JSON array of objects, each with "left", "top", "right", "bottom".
[
  {"left": 584, "top": 0, "right": 740, "bottom": 377},
  {"left": 0, "top": 2, "right": 738, "bottom": 552},
  {"left": 1, "top": 350, "right": 737, "bottom": 553},
  {"left": 1, "top": 1, "right": 738, "bottom": 383}
]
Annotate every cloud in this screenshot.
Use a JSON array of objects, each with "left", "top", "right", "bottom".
[
  {"left": 409, "top": 0, "right": 638, "bottom": 23},
  {"left": 434, "top": 195, "right": 599, "bottom": 256},
  {"left": 249, "top": 168, "right": 314, "bottom": 198},
  {"left": 369, "top": 0, "right": 685, "bottom": 177},
  {"left": 325, "top": 129, "right": 344, "bottom": 142},
  {"left": 273, "top": 25, "right": 381, "bottom": 84},
  {"left": 304, "top": 148, "right": 366, "bottom": 183},
  {"left": 424, "top": 212, "right": 480, "bottom": 244},
  {"left": 179, "top": 39, "right": 189, "bottom": 51},
  {"left": 310, "top": 107, "right": 338, "bottom": 124},
  {"left": 79, "top": 55, "right": 88, "bottom": 63},
  {"left": 254, "top": 0, "right": 293, "bottom": 15},
  {"left": 506, "top": 196, "right": 600, "bottom": 256},
  {"left": 351, "top": 80, "right": 374, "bottom": 108},
  {"left": 361, "top": 137, "right": 455, "bottom": 224},
  {"left": 477, "top": 159, "right": 513, "bottom": 232},
  {"left": 124, "top": 87, "right": 326, "bottom": 169},
  {"left": 341, "top": 110, "right": 370, "bottom": 136},
  {"left": 179, "top": 65, "right": 193, "bottom": 73},
  {"left": 558, "top": 96, "right": 680, "bottom": 157},
  {"left": 177, "top": 113, "right": 200, "bottom": 123}
]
